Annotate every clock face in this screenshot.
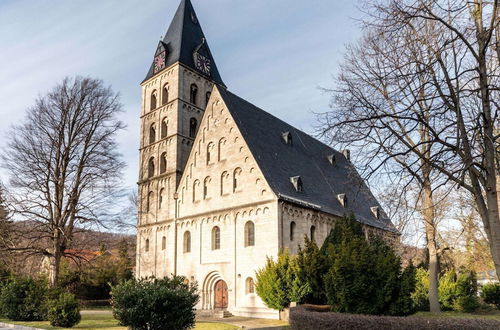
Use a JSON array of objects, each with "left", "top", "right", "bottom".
[
  {"left": 194, "top": 53, "right": 211, "bottom": 75},
  {"left": 154, "top": 51, "right": 166, "bottom": 73}
]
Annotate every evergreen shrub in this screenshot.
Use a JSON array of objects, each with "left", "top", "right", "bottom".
[
  {"left": 481, "top": 283, "right": 500, "bottom": 309},
  {"left": 0, "top": 277, "right": 48, "bottom": 321},
  {"left": 47, "top": 292, "right": 81, "bottom": 327},
  {"left": 111, "top": 276, "right": 199, "bottom": 330}
]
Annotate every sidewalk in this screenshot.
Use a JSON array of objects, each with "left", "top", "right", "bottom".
[{"left": 197, "top": 315, "right": 289, "bottom": 329}]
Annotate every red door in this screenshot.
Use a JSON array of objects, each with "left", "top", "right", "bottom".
[{"left": 214, "top": 280, "right": 228, "bottom": 309}]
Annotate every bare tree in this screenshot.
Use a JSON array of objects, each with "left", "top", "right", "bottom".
[
  {"left": 321, "top": 0, "right": 499, "bottom": 312},
  {"left": 1, "top": 77, "right": 125, "bottom": 286}
]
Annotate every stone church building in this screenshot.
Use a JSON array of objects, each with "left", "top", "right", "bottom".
[{"left": 136, "top": 0, "right": 398, "bottom": 319}]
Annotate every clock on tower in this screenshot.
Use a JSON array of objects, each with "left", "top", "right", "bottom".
[{"left": 193, "top": 38, "right": 211, "bottom": 76}]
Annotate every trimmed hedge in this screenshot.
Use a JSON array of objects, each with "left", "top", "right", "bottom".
[{"left": 289, "top": 305, "right": 500, "bottom": 330}]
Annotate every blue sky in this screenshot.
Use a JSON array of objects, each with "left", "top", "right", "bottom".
[{"left": 0, "top": 0, "right": 363, "bottom": 194}]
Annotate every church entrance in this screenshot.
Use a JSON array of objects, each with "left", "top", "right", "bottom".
[{"left": 214, "top": 280, "right": 228, "bottom": 309}]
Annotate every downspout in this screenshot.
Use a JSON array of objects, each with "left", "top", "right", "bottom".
[
  {"left": 234, "top": 211, "right": 237, "bottom": 309},
  {"left": 174, "top": 193, "right": 179, "bottom": 276}
]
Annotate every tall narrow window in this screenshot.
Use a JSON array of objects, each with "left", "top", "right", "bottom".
[
  {"left": 189, "top": 118, "right": 198, "bottom": 138},
  {"left": 161, "top": 119, "right": 168, "bottom": 138},
  {"left": 218, "top": 138, "right": 226, "bottom": 161},
  {"left": 190, "top": 84, "right": 198, "bottom": 105},
  {"left": 233, "top": 168, "right": 242, "bottom": 192},
  {"left": 149, "top": 124, "right": 156, "bottom": 144},
  {"left": 206, "top": 91, "right": 211, "bottom": 106},
  {"left": 290, "top": 221, "right": 296, "bottom": 241},
  {"left": 193, "top": 180, "right": 200, "bottom": 202},
  {"left": 220, "top": 171, "right": 229, "bottom": 195},
  {"left": 159, "top": 188, "right": 164, "bottom": 209},
  {"left": 148, "top": 157, "right": 155, "bottom": 178},
  {"left": 160, "top": 152, "right": 167, "bottom": 174},
  {"left": 206, "top": 142, "right": 215, "bottom": 164},
  {"left": 150, "top": 90, "right": 157, "bottom": 110},
  {"left": 145, "top": 239, "right": 150, "bottom": 252},
  {"left": 244, "top": 221, "right": 255, "bottom": 247},
  {"left": 212, "top": 226, "right": 220, "bottom": 250},
  {"left": 183, "top": 231, "right": 191, "bottom": 253},
  {"left": 162, "top": 84, "right": 169, "bottom": 105},
  {"left": 310, "top": 225, "right": 316, "bottom": 242},
  {"left": 246, "top": 278, "right": 255, "bottom": 294},
  {"left": 147, "top": 191, "right": 154, "bottom": 212},
  {"left": 162, "top": 236, "right": 166, "bottom": 250},
  {"left": 203, "top": 177, "right": 211, "bottom": 199}
]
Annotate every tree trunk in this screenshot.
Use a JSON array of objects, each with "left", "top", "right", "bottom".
[
  {"left": 49, "top": 235, "right": 62, "bottom": 286},
  {"left": 422, "top": 167, "right": 441, "bottom": 313}
]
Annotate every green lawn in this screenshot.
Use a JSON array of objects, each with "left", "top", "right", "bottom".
[
  {"left": 413, "top": 310, "right": 500, "bottom": 320},
  {"left": 0, "top": 312, "right": 238, "bottom": 330}
]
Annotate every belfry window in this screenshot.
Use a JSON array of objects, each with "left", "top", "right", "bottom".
[
  {"left": 206, "top": 91, "right": 211, "bottom": 106},
  {"left": 146, "top": 191, "right": 153, "bottom": 212},
  {"left": 203, "top": 177, "right": 211, "bottom": 199},
  {"left": 150, "top": 90, "right": 157, "bottom": 110},
  {"left": 161, "top": 119, "right": 168, "bottom": 138},
  {"left": 189, "top": 118, "right": 198, "bottom": 138},
  {"left": 190, "top": 84, "right": 198, "bottom": 105},
  {"left": 244, "top": 221, "right": 255, "bottom": 247},
  {"left": 148, "top": 157, "right": 155, "bottom": 178},
  {"left": 159, "top": 188, "right": 164, "bottom": 209},
  {"left": 149, "top": 124, "right": 156, "bottom": 144},
  {"left": 160, "top": 152, "right": 167, "bottom": 174},
  {"left": 183, "top": 231, "right": 191, "bottom": 253},
  {"left": 212, "top": 226, "right": 220, "bottom": 250},
  {"left": 162, "top": 84, "right": 169, "bottom": 105},
  {"left": 145, "top": 239, "right": 150, "bottom": 252},
  {"left": 162, "top": 236, "right": 166, "bottom": 250}
]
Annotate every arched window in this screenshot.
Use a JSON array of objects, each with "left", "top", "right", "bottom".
[
  {"left": 206, "top": 91, "right": 211, "bottom": 106},
  {"left": 189, "top": 118, "right": 198, "bottom": 138},
  {"left": 147, "top": 191, "right": 154, "bottom": 213},
  {"left": 159, "top": 188, "right": 164, "bottom": 209},
  {"left": 150, "top": 90, "right": 157, "bottom": 110},
  {"left": 233, "top": 168, "right": 242, "bottom": 192},
  {"left": 161, "top": 119, "right": 168, "bottom": 138},
  {"left": 290, "top": 221, "right": 296, "bottom": 241},
  {"left": 310, "top": 225, "right": 316, "bottom": 241},
  {"left": 193, "top": 180, "right": 200, "bottom": 202},
  {"left": 211, "top": 226, "right": 220, "bottom": 250},
  {"left": 160, "top": 152, "right": 167, "bottom": 174},
  {"left": 206, "top": 142, "right": 215, "bottom": 164},
  {"left": 244, "top": 221, "right": 255, "bottom": 247},
  {"left": 145, "top": 239, "right": 150, "bottom": 252},
  {"left": 183, "top": 231, "right": 191, "bottom": 253},
  {"left": 162, "top": 236, "right": 166, "bottom": 250},
  {"left": 149, "top": 124, "right": 156, "bottom": 144},
  {"left": 203, "top": 176, "right": 211, "bottom": 199},
  {"left": 218, "top": 138, "right": 226, "bottom": 161},
  {"left": 246, "top": 277, "right": 255, "bottom": 294},
  {"left": 162, "top": 84, "right": 169, "bottom": 105},
  {"left": 148, "top": 157, "right": 155, "bottom": 178},
  {"left": 220, "top": 171, "right": 230, "bottom": 195},
  {"left": 190, "top": 84, "right": 198, "bottom": 105}
]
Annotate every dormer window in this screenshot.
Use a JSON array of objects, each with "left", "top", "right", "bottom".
[
  {"left": 342, "top": 149, "right": 351, "bottom": 161},
  {"left": 371, "top": 206, "right": 380, "bottom": 219},
  {"left": 282, "top": 131, "right": 292, "bottom": 145},
  {"left": 290, "top": 176, "right": 303, "bottom": 192},
  {"left": 337, "top": 193, "right": 347, "bottom": 207},
  {"left": 327, "top": 154, "right": 335, "bottom": 165}
]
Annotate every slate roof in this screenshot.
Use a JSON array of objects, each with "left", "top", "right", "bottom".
[
  {"left": 143, "top": 0, "right": 225, "bottom": 86},
  {"left": 218, "top": 87, "right": 398, "bottom": 233}
]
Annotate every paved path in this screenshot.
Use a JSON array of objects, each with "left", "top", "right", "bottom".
[
  {"left": 0, "top": 323, "right": 40, "bottom": 330},
  {"left": 198, "top": 316, "right": 289, "bottom": 329}
]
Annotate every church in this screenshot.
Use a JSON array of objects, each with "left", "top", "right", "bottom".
[{"left": 136, "top": 0, "right": 398, "bottom": 319}]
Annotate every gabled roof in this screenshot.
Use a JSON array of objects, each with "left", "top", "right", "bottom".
[
  {"left": 217, "top": 87, "right": 398, "bottom": 233},
  {"left": 143, "top": 0, "right": 225, "bottom": 86}
]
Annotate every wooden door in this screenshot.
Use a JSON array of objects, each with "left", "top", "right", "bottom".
[{"left": 214, "top": 280, "right": 228, "bottom": 309}]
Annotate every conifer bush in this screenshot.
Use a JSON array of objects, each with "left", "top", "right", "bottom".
[
  {"left": 111, "top": 276, "right": 199, "bottom": 330},
  {"left": 411, "top": 267, "right": 430, "bottom": 311},
  {"left": 439, "top": 269, "right": 479, "bottom": 312},
  {"left": 47, "top": 292, "right": 81, "bottom": 328},
  {"left": 0, "top": 277, "right": 48, "bottom": 321},
  {"left": 481, "top": 283, "right": 500, "bottom": 309}
]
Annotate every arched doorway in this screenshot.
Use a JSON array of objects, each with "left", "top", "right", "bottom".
[{"left": 214, "top": 280, "right": 228, "bottom": 309}]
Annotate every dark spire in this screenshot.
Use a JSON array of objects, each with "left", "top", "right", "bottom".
[{"left": 143, "top": 0, "right": 225, "bottom": 86}]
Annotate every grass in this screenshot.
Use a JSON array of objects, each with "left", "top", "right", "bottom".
[
  {"left": 413, "top": 310, "right": 500, "bottom": 321},
  {"left": 0, "top": 312, "right": 238, "bottom": 330}
]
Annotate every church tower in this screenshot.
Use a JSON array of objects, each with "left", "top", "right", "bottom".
[{"left": 137, "top": 0, "right": 224, "bottom": 277}]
